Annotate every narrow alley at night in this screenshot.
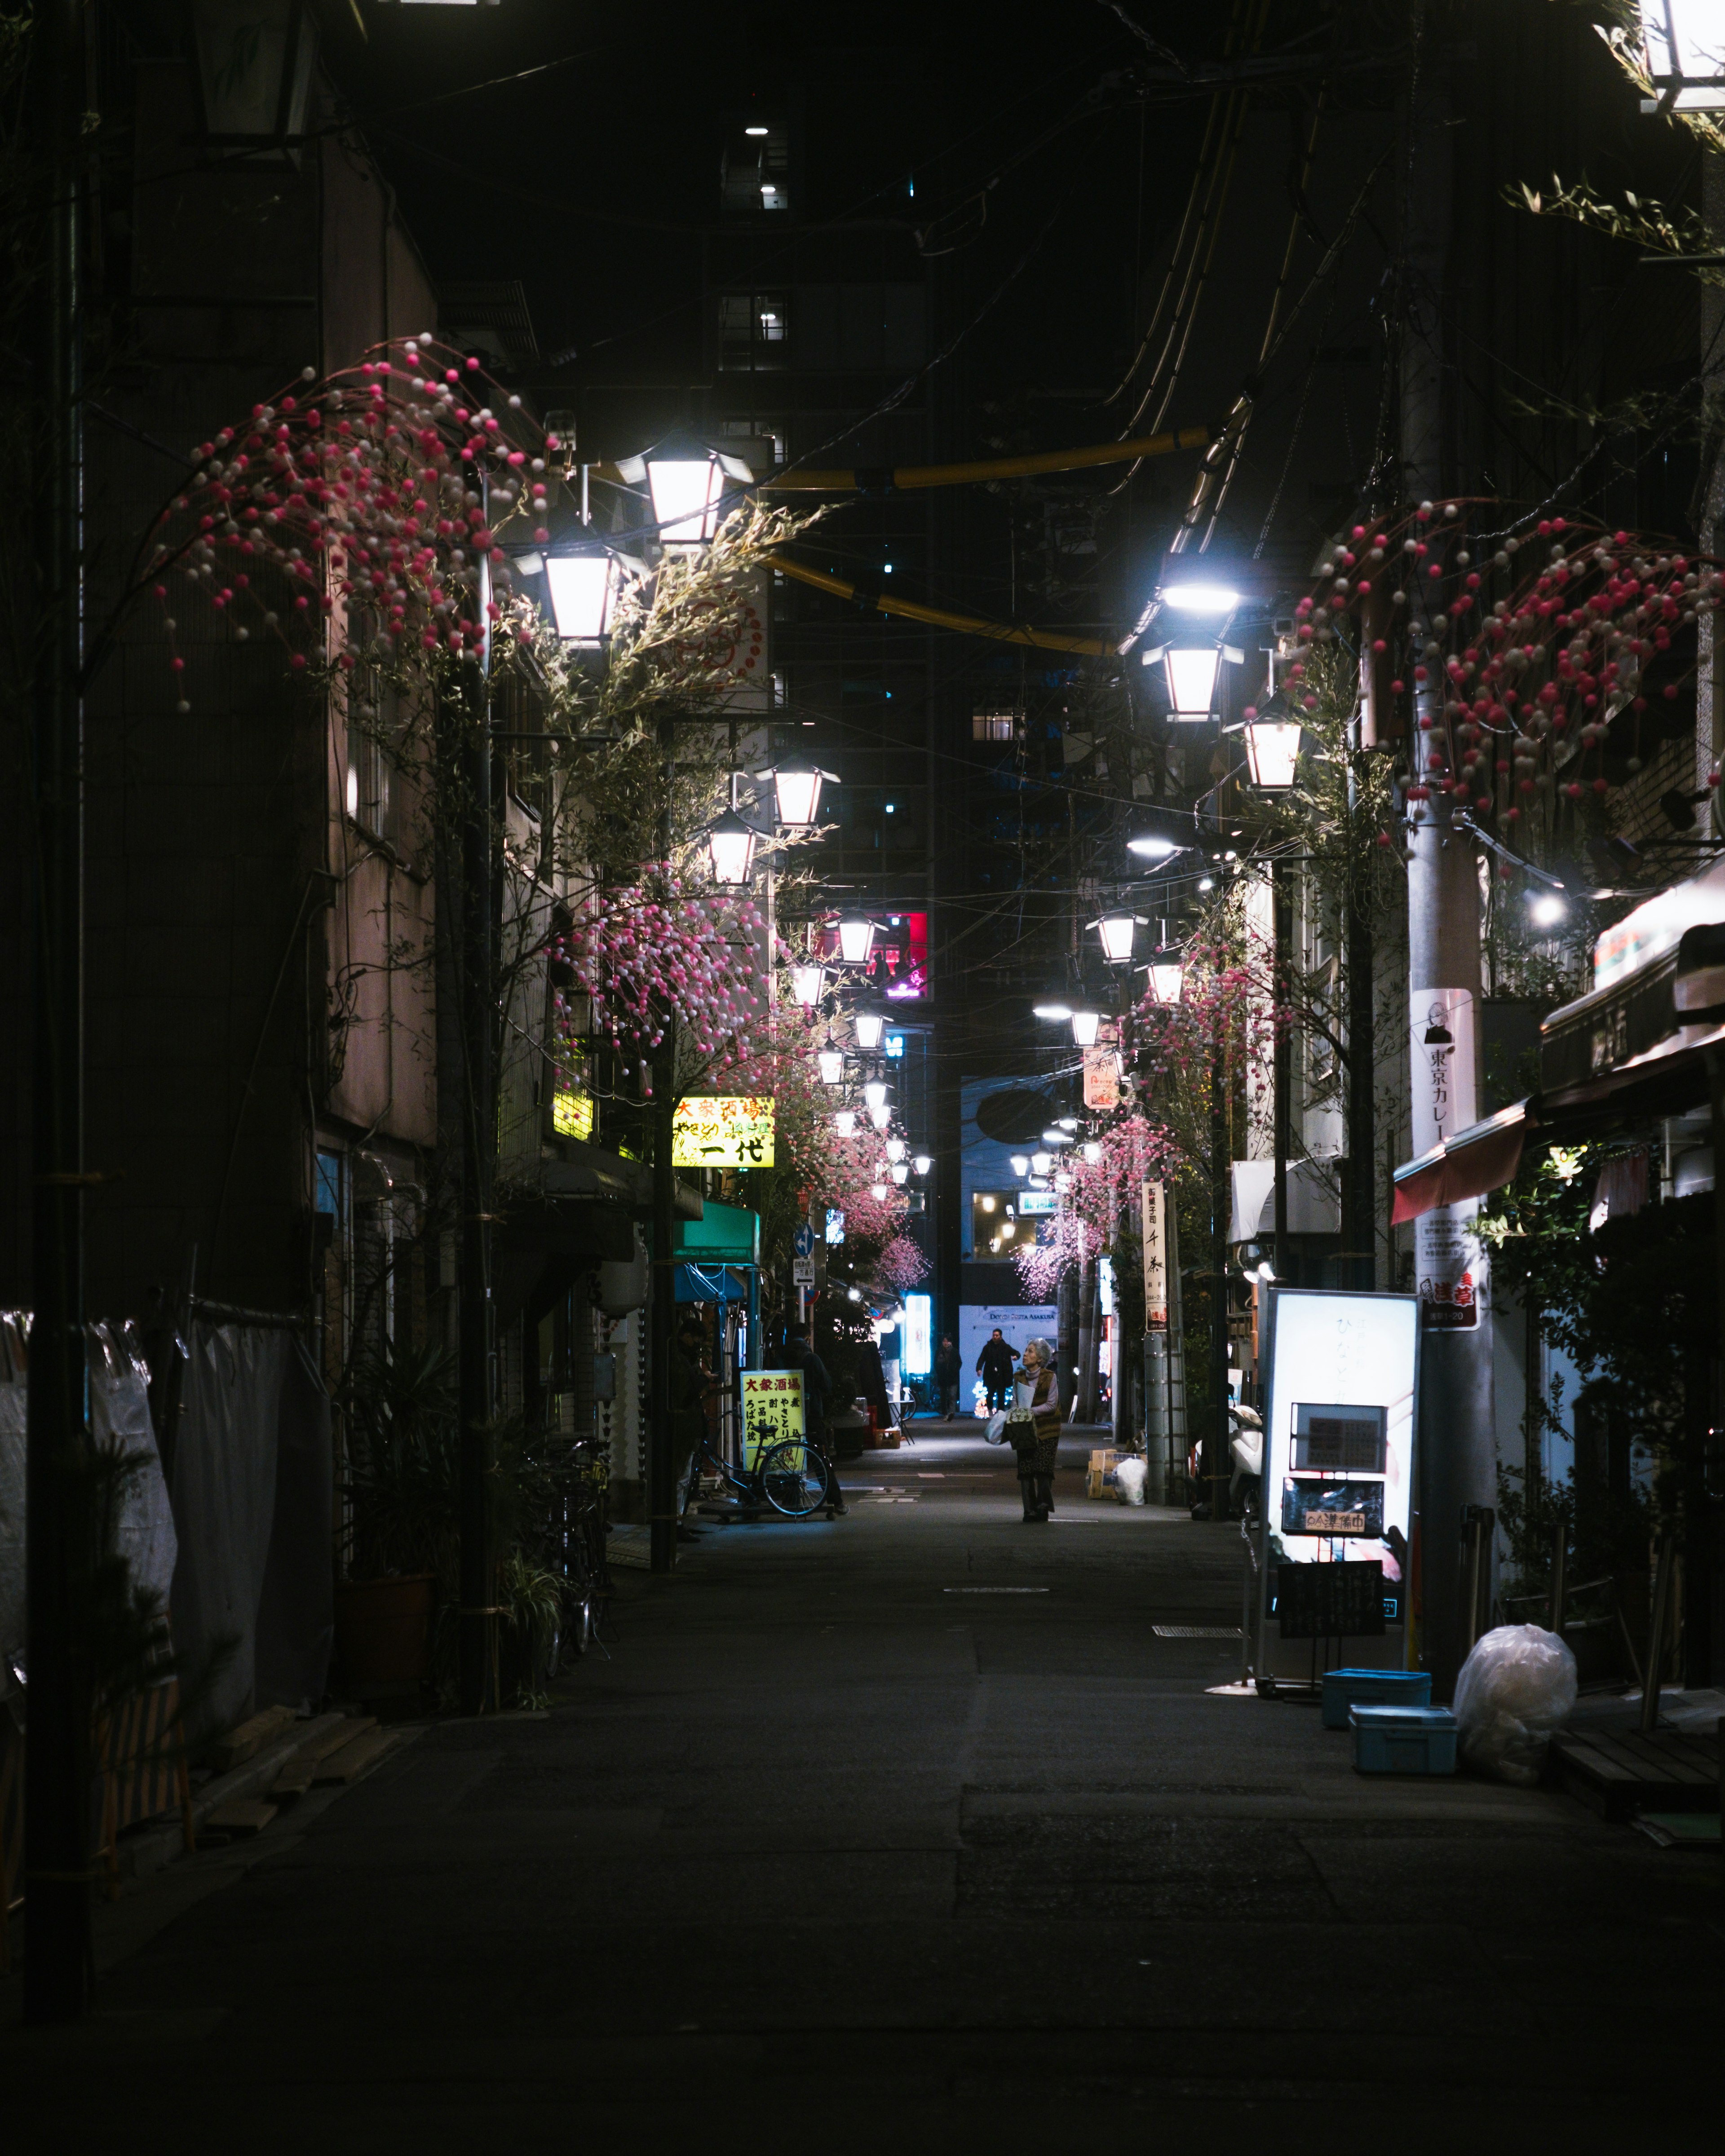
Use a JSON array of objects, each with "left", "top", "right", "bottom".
[{"left": 2, "top": 1, "right": 1724, "bottom": 2145}]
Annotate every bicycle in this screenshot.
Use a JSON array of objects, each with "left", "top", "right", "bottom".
[
  {"left": 548, "top": 1434, "right": 612, "bottom": 1661},
  {"left": 686, "top": 1423, "right": 834, "bottom": 1520}
]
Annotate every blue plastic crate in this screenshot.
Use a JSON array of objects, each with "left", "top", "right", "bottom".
[
  {"left": 1349, "top": 1704, "right": 1458, "bottom": 1776},
  {"left": 1321, "top": 1667, "right": 1433, "bottom": 1729}
]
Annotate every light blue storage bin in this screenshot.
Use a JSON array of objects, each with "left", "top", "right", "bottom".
[
  {"left": 1322, "top": 1668, "right": 1432, "bottom": 1729},
  {"left": 1349, "top": 1703, "right": 1458, "bottom": 1776}
]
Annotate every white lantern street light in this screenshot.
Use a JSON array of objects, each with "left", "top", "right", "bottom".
[
  {"left": 760, "top": 754, "right": 837, "bottom": 828},
  {"left": 1031, "top": 1150, "right": 1053, "bottom": 1175},
  {"left": 1242, "top": 695, "right": 1303, "bottom": 791},
  {"left": 868, "top": 1104, "right": 892, "bottom": 1130},
  {"left": 834, "top": 1109, "right": 857, "bottom": 1136},
  {"left": 1009, "top": 1153, "right": 1031, "bottom": 1177},
  {"left": 912, "top": 1153, "right": 932, "bottom": 1175},
  {"left": 704, "top": 807, "right": 759, "bottom": 888},
  {"left": 191, "top": 0, "right": 318, "bottom": 153},
  {"left": 1082, "top": 1141, "right": 1102, "bottom": 1165},
  {"left": 817, "top": 1047, "right": 845, "bottom": 1084},
  {"left": 890, "top": 1162, "right": 909, "bottom": 1185},
  {"left": 1095, "top": 913, "right": 1144, "bottom": 964},
  {"left": 885, "top": 1137, "right": 906, "bottom": 1162},
  {"left": 1639, "top": 2, "right": 1725, "bottom": 108},
  {"left": 1126, "top": 833, "right": 1180, "bottom": 860},
  {"left": 836, "top": 915, "right": 874, "bottom": 963},
  {"left": 854, "top": 1009, "right": 886, "bottom": 1051},
  {"left": 1053, "top": 1171, "right": 1073, "bottom": 1193},
  {"left": 1032, "top": 1000, "right": 1073, "bottom": 1021},
  {"left": 1147, "top": 952, "right": 1185, "bottom": 1005},
  {"left": 544, "top": 551, "right": 619, "bottom": 643},
  {"left": 1070, "top": 1010, "right": 1102, "bottom": 1047},
  {"left": 791, "top": 963, "right": 825, "bottom": 1008},
  {"left": 613, "top": 440, "right": 752, "bottom": 550},
  {"left": 862, "top": 1079, "right": 888, "bottom": 1110},
  {"left": 1041, "top": 1129, "right": 1072, "bottom": 1147}
]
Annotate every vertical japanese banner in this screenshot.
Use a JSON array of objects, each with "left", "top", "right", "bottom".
[
  {"left": 740, "top": 1369, "right": 805, "bottom": 1467},
  {"left": 1408, "top": 988, "right": 1482, "bottom": 1330},
  {"left": 1082, "top": 1045, "right": 1119, "bottom": 1110},
  {"left": 1141, "top": 1180, "right": 1168, "bottom": 1329}
]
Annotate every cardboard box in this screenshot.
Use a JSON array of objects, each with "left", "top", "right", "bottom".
[{"left": 1086, "top": 1448, "right": 1119, "bottom": 1500}]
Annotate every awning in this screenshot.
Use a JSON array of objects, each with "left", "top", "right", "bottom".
[
  {"left": 1391, "top": 1100, "right": 1535, "bottom": 1223},
  {"left": 674, "top": 1263, "right": 749, "bottom": 1303}
]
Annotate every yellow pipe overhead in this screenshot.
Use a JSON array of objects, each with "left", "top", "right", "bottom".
[
  {"left": 772, "top": 553, "right": 1112, "bottom": 656},
  {"left": 759, "top": 423, "right": 1212, "bottom": 493}
]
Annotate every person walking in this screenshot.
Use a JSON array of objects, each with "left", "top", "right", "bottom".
[
  {"left": 783, "top": 1320, "right": 846, "bottom": 1515},
  {"left": 976, "top": 1326, "right": 1016, "bottom": 1412},
  {"left": 933, "top": 1333, "right": 962, "bottom": 1419},
  {"left": 1011, "top": 1336, "right": 1063, "bottom": 1523}
]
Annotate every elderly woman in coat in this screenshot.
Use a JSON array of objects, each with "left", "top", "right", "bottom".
[{"left": 1011, "top": 1337, "right": 1063, "bottom": 1521}]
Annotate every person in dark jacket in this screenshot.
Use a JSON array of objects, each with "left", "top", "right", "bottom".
[
  {"left": 672, "top": 1317, "right": 712, "bottom": 1537},
  {"left": 933, "top": 1334, "right": 963, "bottom": 1419},
  {"left": 783, "top": 1322, "right": 846, "bottom": 1515},
  {"left": 1012, "top": 1335, "right": 1062, "bottom": 1522},
  {"left": 976, "top": 1327, "right": 1016, "bottom": 1412}
]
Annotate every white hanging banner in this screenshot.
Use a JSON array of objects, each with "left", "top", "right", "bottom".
[
  {"left": 1141, "top": 1179, "right": 1168, "bottom": 1330},
  {"left": 1408, "top": 988, "right": 1483, "bottom": 1330}
]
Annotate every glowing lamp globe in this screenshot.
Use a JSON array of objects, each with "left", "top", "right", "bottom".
[
  {"left": 868, "top": 1105, "right": 892, "bottom": 1131},
  {"left": 912, "top": 1154, "right": 932, "bottom": 1175},
  {"left": 1243, "top": 711, "right": 1302, "bottom": 791},
  {"left": 1010, "top": 1153, "right": 1030, "bottom": 1177},
  {"left": 885, "top": 1137, "right": 906, "bottom": 1162},
  {"left": 890, "top": 1162, "right": 909, "bottom": 1185},
  {"left": 1148, "top": 955, "right": 1185, "bottom": 1005},
  {"left": 763, "top": 755, "right": 833, "bottom": 828},
  {"left": 544, "top": 552, "right": 617, "bottom": 643},
  {"left": 855, "top": 1010, "right": 885, "bottom": 1051},
  {"left": 1031, "top": 1150, "right": 1053, "bottom": 1176},
  {"left": 837, "top": 916, "right": 874, "bottom": 963},
  {"left": 833, "top": 1109, "right": 856, "bottom": 1136},
  {"left": 862, "top": 1079, "right": 888, "bottom": 1110},
  {"left": 817, "top": 1048, "right": 844, "bottom": 1084},
  {"left": 790, "top": 963, "right": 824, "bottom": 1008},
  {"left": 1097, "top": 914, "right": 1139, "bottom": 963},
  {"left": 1071, "top": 1010, "right": 1102, "bottom": 1047}
]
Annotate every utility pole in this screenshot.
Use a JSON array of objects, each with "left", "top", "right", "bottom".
[
  {"left": 1346, "top": 800, "right": 1376, "bottom": 1292},
  {"left": 1272, "top": 861, "right": 1292, "bottom": 1276},
  {"left": 25, "top": 0, "right": 91, "bottom": 2025},
  {"left": 1207, "top": 1024, "right": 1231, "bottom": 1518},
  {"left": 649, "top": 711, "right": 678, "bottom": 1573},
  {"left": 1402, "top": 3, "right": 1494, "bottom": 1692},
  {"left": 457, "top": 511, "right": 496, "bottom": 1717}
]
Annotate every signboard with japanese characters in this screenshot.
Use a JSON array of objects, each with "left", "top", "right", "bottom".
[
  {"left": 741, "top": 1368, "right": 805, "bottom": 1467},
  {"left": 671, "top": 1095, "right": 775, "bottom": 1168},
  {"left": 1408, "top": 988, "right": 1483, "bottom": 1330},
  {"left": 1141, "top": 1179, "right": 1168, "bottom": 1330}
]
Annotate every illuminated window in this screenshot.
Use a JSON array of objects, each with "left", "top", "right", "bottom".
[{"left": 972, "top": 710, "right": 1016, "bottom": 742}]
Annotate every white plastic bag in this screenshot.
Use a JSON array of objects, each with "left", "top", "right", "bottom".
[
  {"left": 1451, "top": 1622, "right": 1578, "bottom": 1785},
  {"left": 984, "top": 1410, "right": 1008, "bottom": 1445},
  {"left": 1115, "top": 1456, "right": 1148, "bottom": 1507}
]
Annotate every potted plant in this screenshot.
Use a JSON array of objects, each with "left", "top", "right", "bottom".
[{"left": 336, "top": 1340, "right": 457, "bottom": 1688}]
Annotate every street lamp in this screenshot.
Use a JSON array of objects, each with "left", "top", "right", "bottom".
[
  {"left": 1095, "top": 913, "right": 1143, "bottom": 963},
  {"left": 616, "top": 439, "right": 753, "bottom": 549},
  {"left": 1639, "top": 2, "right": 1725, "bottom": 107},
  {"left": 704, "top": 807, "right": 759, "bottom": 888},
  {"left": 1242, "top": 696, "right": 1303, "bottom": 790},
  {"left": 1082, "top": 1141, "right": 1102, "bottom": 1164},
  {"left": 855, "top": 1009, "right": 886, "bottom": 1051},
  {"left": 869, "top": 1105, "right": 892, "bottom": 1130},
  {"left": 837, "top": 915, "right": 874, "bottom": 963},
  {"left": 885, "top": 1137, "right": 906, "bottom": 1162},
  {"left": 1010, "top": 1153, "right": 1031, "bottom": 1177},
  {"left": 863, "top": 1079, "right": 889, "bottom": 1110},
  {"left": 543, "top": 549, "right": 619, "bottom": 644},
  {"left": 912, "top": 1153, "right": 932, "bottom": 1175},
  {"left": 191, "top": 0, "right": 318, "bottom": 154},
  {"left": 1071, "top": 1010, "right": 1102, "bottom": 1047},
  {"left": 1041, "top": 1129, "right": 1072, "bottom": 1147},
  {"left": 791, "top": 963, "right": 824, "bottom": 1008},
  {"left": 834, "top": 1109, "right": 857, "bottom": 1135},
  {"left": 761, "top": 753, "right": 837, "bottom": 827},
  {"left": 1032, "top": 1001, "right": 1073, "bottom": 1021},
  {"left": 1147, "top": 951, "right": 1185, "bottom": 1005},
  {"left": 818, "top": 1047, "right": 845, "bottom": 1084},
  {"left": 890, "top": 1162, "right": 909, "bottom": 1184},
  {"left": 1127, "top": 834, "right": 1181, "bottom": 860},
  {"left": 1031, "top": 1150, "right": 1053, "bottom": 1175}
]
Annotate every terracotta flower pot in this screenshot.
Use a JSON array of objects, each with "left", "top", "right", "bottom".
[{"left": 334, "top": 1573, "right": 436, "bottom": 1687}]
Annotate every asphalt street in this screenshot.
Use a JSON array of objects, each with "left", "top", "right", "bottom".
[{"left": 4, "top": 1422, "right": 1721, "bottom": 2149}]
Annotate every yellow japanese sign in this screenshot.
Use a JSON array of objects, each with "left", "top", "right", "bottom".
[
  {"left": 672, "top": 1095, "right": 775, "bottom": 1168},
  {"left": 740, "top": 1368, "right": 804, "bottom": 1467}
]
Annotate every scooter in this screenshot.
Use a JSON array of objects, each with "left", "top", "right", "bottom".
[{"left": 1228, "top": 1402, "right": 1264, "bottom": 1523}]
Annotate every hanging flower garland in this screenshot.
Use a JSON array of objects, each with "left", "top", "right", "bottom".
[
  {"left": 550, "top": 871, "right": 768, "bottom": 1079},
  {"left": 876, "top": 1234, "right": 931, "bottom": 1294},
  {"left": 146, "top": 335, "right": 560, "bottom": 701},
  {"left": 1287, "top": 505, "right": 1722, "bottom": 852}
]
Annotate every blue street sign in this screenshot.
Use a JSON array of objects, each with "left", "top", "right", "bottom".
[{"left": 793, "top": 1224, "right": 815, "bottom": 1258}]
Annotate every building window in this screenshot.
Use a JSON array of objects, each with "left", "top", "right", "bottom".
[
  {"left": 718, "top": 292, "right": 790, "bottom": 372},
  {"left": 970, "top": 1191, "right": 1022, "bottom": 1255},
  {"left": 972, "top": 710, "right": 1016, "bottom": 742},
  {"left": 722, "top": 124, "right": 789, "bottom": 215}
]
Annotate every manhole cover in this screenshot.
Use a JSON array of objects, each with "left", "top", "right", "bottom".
[{"left": 1152, "top": 1624, "right": 1241, "bottom": 1638}]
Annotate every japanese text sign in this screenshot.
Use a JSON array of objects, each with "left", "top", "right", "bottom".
[
  {"left": 672, "top": 1095, "right": 775, "bottom": 1168},
  {"left": 741, "top": 1368, "right": 805, "bottom": 1467}
]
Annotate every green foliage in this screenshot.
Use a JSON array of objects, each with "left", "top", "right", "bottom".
[{"left": 496, "top": 1551, "right": 565, "bottom": 1710}]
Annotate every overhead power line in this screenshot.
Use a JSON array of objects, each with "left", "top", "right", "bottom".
[
  {"left": 743, "top": 424, "right": 1213, "bottom": 495},
  {"left": 771, "top": 555, "right": 1114, "bottom": 655}
]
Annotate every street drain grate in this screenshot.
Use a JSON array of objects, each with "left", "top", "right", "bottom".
[{"left": 1152, "top": 1624, "right": 1242, "bottom": 1639}]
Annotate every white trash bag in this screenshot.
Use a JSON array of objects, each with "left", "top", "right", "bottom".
[
  {"left": 1451, "top": 1623, "right": 1577, "bottom": 1785},
  {"left": 1115, "top": 1456, "right": 1148, "bottom": 1507}
]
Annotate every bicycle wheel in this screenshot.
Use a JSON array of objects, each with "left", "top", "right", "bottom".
[{"left": 759, "top": 1437, "right": 831, "bottom": 1518}]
